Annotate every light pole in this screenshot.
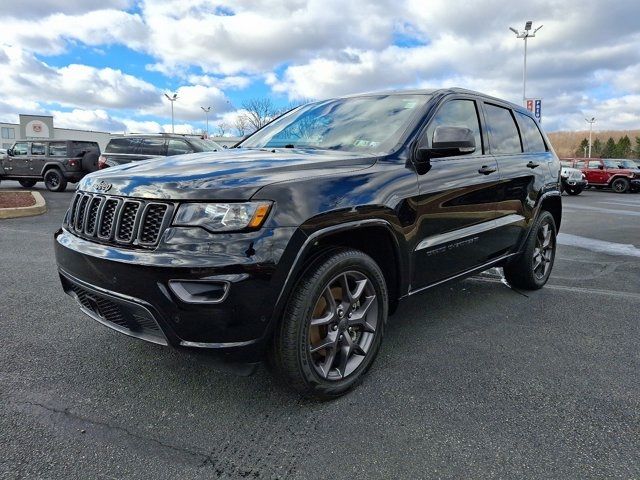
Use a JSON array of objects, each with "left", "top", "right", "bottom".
[
  {"left": 585, "top": 117, "right": 596, "bottom": 158},
  {"left": 509, "top": 21, "right": 543, "bottom": 105},
  {"left": 164, "top": 93, "right": 178, "bottom": 133},
  {"left": 201, "top": 106, "right": 211, "bottom": 138}
]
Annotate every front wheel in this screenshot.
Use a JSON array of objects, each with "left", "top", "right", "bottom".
[
  {"left": 18, "top": 180, "right": 37, "bottom": 188},
  {"left": 611, "top": 177, "right": 630, "bottom": 193},
  {"left": 503, "top": 211, "right": 557, "bottom": 290},
  {"left": 269, "top": 249, "right": 388, "bottom": 398},
  {"left": 566, "top": 186, "right": 582, "bottom": 196},
  {"left": 44, "top": 169, "right": 67, "bottom": 192}
]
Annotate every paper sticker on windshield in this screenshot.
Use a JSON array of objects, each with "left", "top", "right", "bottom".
[
  {"left": 403, "top": 101, "right": 417, "bottom": 109},
  {"left": 354, "top": 139, "right": 371, "bottom": 147}
]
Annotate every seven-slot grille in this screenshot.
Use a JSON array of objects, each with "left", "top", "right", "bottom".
[{"left": 67, "top": 192, "right": 172, "bottom": 248}]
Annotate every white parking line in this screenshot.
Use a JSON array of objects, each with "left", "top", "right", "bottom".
[
  {"left": 598, "top": 201, "right": 640, "bottom": 208},
  {"left": 471, "top": 277, "right": 640, "bottom": 300},
  {"left": 557, "top": 233, "right": 640, "bottom": 258},
  {"left": 563, "top": 204, "right": 640, "bottom": 217}
]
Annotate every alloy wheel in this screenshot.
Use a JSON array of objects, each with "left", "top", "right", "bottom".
[
  {"left": 308, "top": 271, "right": 378, "bottom": 381},
  {"left": 533, "top": 221, "right": 554, "bottom": 279}
]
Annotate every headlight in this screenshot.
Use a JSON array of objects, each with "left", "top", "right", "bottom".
[{"left": 173, "top": 201, "right": 272, "bottom": 232}]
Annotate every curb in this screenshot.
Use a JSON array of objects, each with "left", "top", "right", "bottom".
[{"left": 0, "top": 191, "right": 47, "bottom": 219}]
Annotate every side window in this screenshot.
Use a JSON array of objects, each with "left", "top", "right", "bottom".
[
  {"left": 137, "top": 138, "right": 166, "bottom": 156},
  {"left": 12, "top": 142, "right": 29, "bottom": 155},
  {"left": 31, "top": 143, "right": 46, "bottom": 155},
  {"left": 516, "top": 112, "right": 546, "bottom": 152},
  {"left": 426, "top": 99, "right": 483, "bottom": 154},
  {"left": 588, "top": 161, "right": 601, "bottom": 168},
  {"left": 484, "top": 103, "right": 522, "bottom": 155},
  {"left": 167, "top": 139, "right": 194, "bottom": 156},
  {"left": 575, "top": 161, "right": 586, "bottom": 169},
  {"left": 105, "top": 138, "right": 140, "bottom": 154},
  {"left": 49, "top": 143, "right": 68, "bottom": 157}
]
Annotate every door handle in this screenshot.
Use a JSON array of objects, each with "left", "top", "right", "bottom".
[
  {"left": 478, "top": 165, "right": 497, "bottom": 175},
  {"left": 526, "top": 161, "right": 540, "bottom": 169}
]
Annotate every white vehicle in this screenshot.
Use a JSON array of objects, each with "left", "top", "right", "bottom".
[{"left": 560, "top": 161, "right": 587, "bottom": 195}]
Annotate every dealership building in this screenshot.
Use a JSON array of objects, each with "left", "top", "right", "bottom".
[{"left": 1, "top": 114, "right": 112, "bottom": 151}]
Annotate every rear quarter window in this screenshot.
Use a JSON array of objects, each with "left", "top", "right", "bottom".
[
  {"left": 49, "top": 143, "right": 68, "bottom": 156},
  {"left": 105, "top": 138, "right": 140, "bottom": 154}
]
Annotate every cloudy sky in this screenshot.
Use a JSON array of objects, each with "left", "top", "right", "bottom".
[{"left": 1, "top": 0, "right": 639, "bottom": 134}]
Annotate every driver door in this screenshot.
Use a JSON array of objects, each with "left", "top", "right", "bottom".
[
  {"left": 5, "top": 142, "right": 30, "bottom": 175},
  {"left": 411, "top": 97, "right": 501, "bottom": 289}
]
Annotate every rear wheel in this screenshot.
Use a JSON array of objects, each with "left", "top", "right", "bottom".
[
  {"left": 44, "top": 169, "right": 67, "bottom": 192},
  {"left": 611, "top": 177, "right": 630, "bottom": 193},
  {"left": 269, "top": 249, "right": 388, "bottom": 398},
  {"left": 503, "top": 211, "right": 557, "bottom": 290},
  {"left": 18, "top": 180, "right": 37, "bottom": 188}
]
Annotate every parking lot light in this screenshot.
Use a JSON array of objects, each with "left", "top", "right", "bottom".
[
  {"left": 164, "top": 93, "right": 178, "bottom": 134},
  {"left": 201, "top": 106, "right": 212, "bottom": 138},
  {"left": 509, "top": 21, "right": 543, "bottom": 104},
  {"left": 585, "top": 117, "right": 596, "bottom": 158}
]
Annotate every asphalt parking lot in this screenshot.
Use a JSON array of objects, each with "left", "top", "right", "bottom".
[{"left": 1, "top": 182, "right": 639, "bottom": 479}]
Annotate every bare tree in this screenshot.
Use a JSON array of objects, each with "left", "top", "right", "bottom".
[
  {"left": 234, "top": 114, "right": 250, "bottom": 137},
  {"left": 216, "top": 122, "right": 230, "bottom": 137},
  {"left": 241, "top": 98, "right": 279, "bottom": 132}
]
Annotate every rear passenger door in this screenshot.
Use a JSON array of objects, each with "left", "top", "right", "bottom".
[
  {"left": 412, "top": 97, "right": 501, "bottom": 289},
  {"left": 29, "top": 142, "right": 47, "bottom": 175},
  {"left": 484, "top": 103, "right": 549, "bottom": 252}
]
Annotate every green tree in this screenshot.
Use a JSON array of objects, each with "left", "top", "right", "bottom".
[
  {"left": 602, "top": 137, "right": 617, "bottom": 158},
  {"left": 634, "top": 136, "right": 640, "bottom": 158},
  {"left": 617, "top": 135, "right": 632, "bottom": 158},
  {"left": 575, "top": 138, "right": 589, "bottom": 157},
  {"left": 592, "top": 138, "right": 603, "bottom": 157}
]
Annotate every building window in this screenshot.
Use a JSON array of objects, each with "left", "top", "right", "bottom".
[{"left": 1, "top": 127, "right": 16, "bottom": 139}]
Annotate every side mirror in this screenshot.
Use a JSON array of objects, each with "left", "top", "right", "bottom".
[
  {"left": 6, "top": 148, "right": 12, "bottom": 156},
  {"left": 598, "top": 164, "right": 604, "bottom": 170},
  {"left": 416, "top": 126, "right": 475, "bottom": 162}
]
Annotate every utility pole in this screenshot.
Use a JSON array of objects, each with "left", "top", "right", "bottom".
[
  {"left": 201, "top": 106, "right": 211, "bottom": 138},
  {"left": 585, "top": 117, "right": 596, "bottom": 158},
  {"left": 509, "top": 21, "right": 543, "bottom": 105},
  {"left": 164, "top": 93, "right": 178, "bottom": 133}
]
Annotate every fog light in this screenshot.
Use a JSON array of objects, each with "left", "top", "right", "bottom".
[{"left": 169, "top": 280, "right": 230, "bottom": 304}]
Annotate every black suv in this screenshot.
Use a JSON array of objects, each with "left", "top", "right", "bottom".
[
  {"left": 55, "top": 89, "right": 561, "bottom": 397},
  {"left": 98, "top": 134, "right": 223, "bottom": 169},
  {"left": 0, "top": 140, "right": 100, "bottom": 191}
]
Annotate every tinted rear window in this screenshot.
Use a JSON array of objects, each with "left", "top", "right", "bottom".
[
  {"left": 484, "top": 103, "right": 522, "bottom": 155},
  {"left": 49, "top": 143, "right": 67, "bottom": 156},
  {"left": 70, "top": 142, "right": 99, "bottom": 156},
  {"left": 106, "top": 138, "right": 140, "bottom": 153},
  {"left": 516, "top": 112, "right": 546, "bottom": 153}
]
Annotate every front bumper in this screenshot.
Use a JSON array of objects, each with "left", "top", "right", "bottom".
[{"left": 54, "top": 225, "right": 300, "bottom": 361}]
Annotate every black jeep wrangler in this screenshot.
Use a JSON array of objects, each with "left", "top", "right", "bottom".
[
  {"left": 55, "top": 89, "right": 561, "bottom": 398},
  {"left": 0, "top": 140, "right": 100, "bottom": 192}
]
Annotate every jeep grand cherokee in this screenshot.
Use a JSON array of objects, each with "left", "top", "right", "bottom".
[{"left": 55, "top": 88, "right": 562, "bottom": 398}]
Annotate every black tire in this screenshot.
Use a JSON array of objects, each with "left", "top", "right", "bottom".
[
  {"left": 503, "top": 211, "right": 557, "bottom": 290},
  {"left": 566, "top": 187, "right": 582, "bottom": 196},
  {"left": 611, "top": 177, "right": 630, "bottom": 193},
  {"left": 269, "top": 248, "right": 388, "bottom": 399},
  {"left": 18, "top": 180, "right": 37, "bottom": 188},
  {"left": 43, "top": 168, "right": 67, "bottom": 192}
]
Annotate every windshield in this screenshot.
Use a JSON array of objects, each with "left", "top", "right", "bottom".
[
  {"left": 618, "top": 160, "right": 639, "bottom": 169},
  {"left": 239, "top": 94, "right": 430, "bottom": 154},
  {"left": 560, "top": 161, "right": 573, "bottom": 167},
  {"left": 190, "top": 138, "right": 222, "bottom": 151}
]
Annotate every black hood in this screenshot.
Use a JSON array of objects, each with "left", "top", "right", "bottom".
[{"left": 80, "top": 148, "right": 377, "bottom": 200}]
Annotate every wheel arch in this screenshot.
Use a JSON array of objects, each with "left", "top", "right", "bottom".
[
  {"left": 272, "top": 219, "right": 406, "bottom": 325},
  {"left": 536, "top": 191, "right": 562, "bottom": 232}
]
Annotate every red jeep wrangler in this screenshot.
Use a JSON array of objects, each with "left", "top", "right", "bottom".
[{"left": 566, "top": 158, "right": 640, "bottom": 193}]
